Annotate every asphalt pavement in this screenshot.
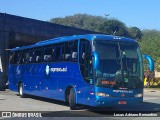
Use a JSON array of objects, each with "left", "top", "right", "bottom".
[{"left": 0, "top": 88, "right": 159, "bottom": 120}]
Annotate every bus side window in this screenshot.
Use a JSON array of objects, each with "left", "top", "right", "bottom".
[
  {"left": 71, "top": 40, "right": 78, "bottom": 62},
  {"left": 61, "top": 45, "right": 64, "bottom": 61},
  {"left": 29, "top": 51, "right": 34, "bottom": 63},
  {"left": 15, "top": 51, "right": 23, "bottom": 64},
  {"left": 54, "top": 45, "right": 64, "bottom": 61},
  {"left": 64, "top": 40, "right": 78, "bottom": 62},
  {"left": 79, "top": 39, "right": 92, "bottom": 84},
  {"left": 9, "top": 52, "right": 15, "bottom": 64},
  {"left": 43, "top": 47, "right": 52, "bottom": 62},
  {"left": 80, "top": 43, "right": 86, "bottom": 64},
  {"left": 79, "top": 40, "right": 91, "bottom": 63},
  {"left": 65, "top": 42, "right": 71, "bottom": 61},
  {"left": 35, "top": 48, "right": 42, "bottom": 63},
  {"left": 24, "top": 51, "right": 30, "bottom": 63}
]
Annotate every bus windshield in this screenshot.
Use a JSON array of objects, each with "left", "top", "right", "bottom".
[{"left": 93, "top": 40, "right": 143, "bottom": 89}]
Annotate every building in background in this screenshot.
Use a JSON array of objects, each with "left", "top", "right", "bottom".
[{"left": 0, "top": 13, "right": 96, "bottom": 90}]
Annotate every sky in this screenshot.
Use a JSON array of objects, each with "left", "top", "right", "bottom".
[{"left": 0, "top": 0, "right": 160, "bottom": 30}]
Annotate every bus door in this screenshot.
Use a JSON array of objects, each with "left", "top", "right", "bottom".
[{"left": 79, "top": 39, "right": 94, "bottom": 105}]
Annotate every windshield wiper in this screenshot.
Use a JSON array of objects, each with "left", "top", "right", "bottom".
[{"left": 117, "top": 41, "right": 126, "bottom": 88}]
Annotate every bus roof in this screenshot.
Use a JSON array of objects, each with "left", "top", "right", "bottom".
[{"left": 11, "top": 34, "right": 137, "bottom": 51}]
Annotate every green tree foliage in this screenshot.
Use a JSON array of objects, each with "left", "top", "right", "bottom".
[
  {"left": 128, "top": 27, "right": 142, "bottom": 40},
  {"left": 50, "top": 14, "right": 142, "bottom": 39},
  {"left": 139, "top": 30, "right": 160, "bottom": 71},
  {"left": 50, "top": 14, "right": 106, "bottom": 32},
  {"left": 98, "top": 19, "right": 129, "bottom": 37}
]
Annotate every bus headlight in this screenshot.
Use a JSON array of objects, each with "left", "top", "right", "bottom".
[
  {"left": 134, "top": 93, "right": 143, "bottom": 97},
  {"left": 96, "top": 92, "right": 110, "bottom": 97}
]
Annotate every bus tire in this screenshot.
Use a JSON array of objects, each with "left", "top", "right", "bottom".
[
  {"left": 19, "top": 83, "right": 25, "bottom": 98},
  {"left": 69, "top": 88, "right": 76, "bottom": 110}
]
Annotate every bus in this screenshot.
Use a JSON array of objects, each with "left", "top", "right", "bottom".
[{"left": 8, "top": 34, "right": 144, "bottom": 110}]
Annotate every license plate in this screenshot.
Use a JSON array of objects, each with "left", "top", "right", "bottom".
[{"left": 118, "top": 101, "right": 127, "bottom": 104}]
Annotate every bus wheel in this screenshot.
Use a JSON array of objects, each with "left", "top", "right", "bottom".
[
  {"left": 19, "top": 83, "right": 25, "bottom": 98},
  {"left": 69, "top": 88, "right": 76, "bottom": 110}
]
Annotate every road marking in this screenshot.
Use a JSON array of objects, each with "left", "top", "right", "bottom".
[{"left": 144, "top": 97, "right": 158, "bottom": 101}]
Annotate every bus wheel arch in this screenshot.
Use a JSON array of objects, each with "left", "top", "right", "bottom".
[
  {"left": 65, "top": 86, "right": 73, "bottom": 103},
  {"left": 65, "top": 86, "right": 77, "bottom": 107},
  {"left": 69, "top": 88, "right": 77, "bottom": 110}
]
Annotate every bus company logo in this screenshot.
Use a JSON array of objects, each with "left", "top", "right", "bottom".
[
  {"left": 45, "top": 65, "right": 50, "bottom": 75},
  {"left": 113, "top": 90, "right": 133, "bottom": 93},
  {"left": 45, "top": 65, "right": 68, "bottom": 75},
  {"left": 50, "top": 67, "right": 67, "bottom": 72}
]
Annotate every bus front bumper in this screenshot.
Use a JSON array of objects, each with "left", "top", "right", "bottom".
[{"left": 93, "top": 97, "right": 143, "bottom": 107}]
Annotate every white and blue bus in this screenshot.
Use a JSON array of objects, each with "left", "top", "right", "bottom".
[{"left": 8, "top": 34, "right": 144, "bottom": 110}]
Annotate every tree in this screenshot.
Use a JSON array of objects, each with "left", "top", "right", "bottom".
[
  {"left": 128, "top": 27, "right": 142, "bottom": 40},
  {"left": 50, "top": 14, "right": 106, "bottom": 32},
  {"left": 98, "top": 19, "right": 129, "bottom": 37},
  {"left": 139, "top": 30, "right": 160, "bottom": 71},
  {"left": 50, "top": 14, "right": 141, "bottom": 38}
]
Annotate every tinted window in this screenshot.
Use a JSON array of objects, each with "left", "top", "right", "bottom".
[
  {"left": 35, "top": 48, "right": 42, "bottom": 63},
  {"left": 23, "top": 50, "right": 34, "bottom": 63},
  {"left": 64, "top": 40, "right": 78, "bottom": 62},
  {"left": 23, "top": 50, "right": 30, "bottom": 63},
  {"left": 79, "top": 39, "right": 91, "bottom": 64},
  {"left": 14, "top": 51, "right": 23, "bottom": 64},
  {"left": 79, "top": 39, "right": 93, "bottom": 84},
  {"left": 28, "top": 50, "right": 34, "bottom": 63},
  {"left": 43, "top": 47, "right": 52, "bottom": 62},
  {"left": 9, "top": 52, "right": 15, "bottom": 64},
  {"left": 54, "top": 44, "right": 64, "bottom": 61}
]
